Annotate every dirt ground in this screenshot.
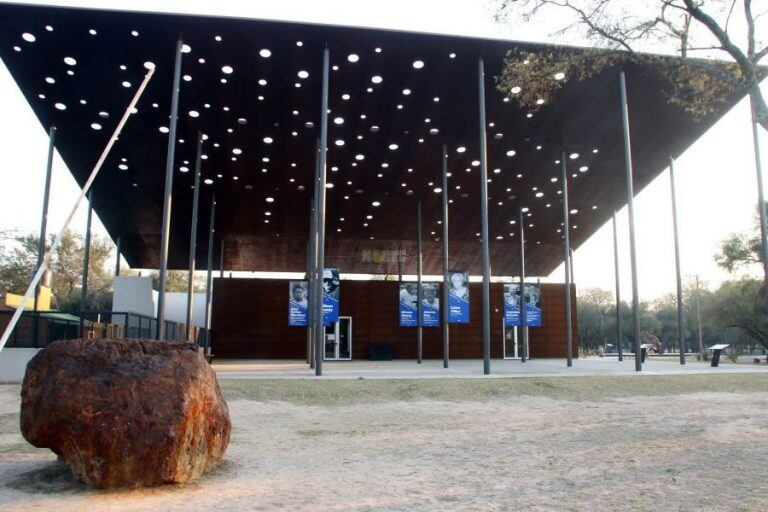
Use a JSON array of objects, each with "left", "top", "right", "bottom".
[{"left": 1, "top": 377, "right": 767, "bottom": 511}]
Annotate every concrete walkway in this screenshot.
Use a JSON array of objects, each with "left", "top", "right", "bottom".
[{"left": 212, "top": 357, "right": 768, "bottom": 380}]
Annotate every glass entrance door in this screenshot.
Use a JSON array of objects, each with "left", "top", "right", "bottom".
[
  {"left": 503, "top": 321, "right": 519, "bottom": 359},
  {"left": 324, "top": 316, "right": 352, "bottom": 360}
]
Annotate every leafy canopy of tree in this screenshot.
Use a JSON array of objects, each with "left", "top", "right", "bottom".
[{"left": 495, "top": 0, "right": 768, "bottom": 130}]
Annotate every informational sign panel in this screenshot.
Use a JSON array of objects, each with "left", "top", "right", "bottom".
[
  {"left": 322, "top": 268, "right": 340, "bottom": 326},
  {"left": 503, "top": 283, "right": 522, "bottom": 327},
  {"left": 421, "top": 283, "right": 440, "bottom": 327},
  {"left": 524, "top": 283, "right": 542, "bottom": 327},
  {"left": 288, "top": 281, "right": 309, "bottom": 326},
  {"left": 447, "top": 270, "right": 470, "bottom": 323},
  {"left": 399, "top": 282, "right": 418, "bottom": 327},
  {"left": 504, "top": 283, "right": 542, "bottom": 327}
]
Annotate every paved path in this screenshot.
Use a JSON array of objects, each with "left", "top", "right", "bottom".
[{"left": 213, "top": 356, "right": 768, "bottom": 379}]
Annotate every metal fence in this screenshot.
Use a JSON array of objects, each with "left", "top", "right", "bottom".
[{"left": 0, "top": 310, "right": 208, "bottom": 349}]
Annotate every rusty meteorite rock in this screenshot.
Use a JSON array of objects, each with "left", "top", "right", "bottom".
[{"left": 20, "top": 338, "right": 231, "bottom": 489}]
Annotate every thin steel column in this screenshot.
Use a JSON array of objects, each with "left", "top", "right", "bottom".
[
  {"left": 79, "top": 189, "right": 94, "bottom": 337},
  {"left": 613, "top": 212, "right": 623, "bottom": 361},
  {"left": 80, "top": 190, "right": 94, "bottom": 314},
  {"left": 569, "top": 248, "right": 575, "bottom": 284},
  {"left": 115, "top": 236, "right": 121, "bottom": 277},
  {"left": 204, "top": 196, "right": 216, "bottom": 357},
  {"left": 156, "top": 38, "right": 184, "bottom": 340},
  {"left": 441, "top": 144, "right": 450, "bottom": 368},
  {"left": 314, "top": 47, "right": 330, "bottom": 377},
  {"left": 560, "top": 149, "right": 573, "bottom": 367},
  {"left": 416, "top": 201, "right": 423, "bottom": 364},
  {"left": 518, "top": 207, "right": 528, "bottom": 362},
  {"left": 669, "top": 156, "right": 686, "bottom": 364},
  {"left": 310, "top": 140, "right": 321, "bottom": 370},
  {"left": 185, "top": 132, "right": 203, "bottom": 339},
  {"left": 750, "top": 98, "right": 768, "bottom": 291},
  {"left": 397, "top": 241, "right": 403, "bottom": 283},
  {"left": 478, "top": 58, "right": 491, "bottom": 375},
  {"left": 219, "top": 240, "right": 225, "bottom": 279},
  {"left": 619, "top": 71, "right": 642, "bottom": 371},
  {"left": 307, "top": 198, "right": 316, "bottom": 368},
  {"left": 34, "top": 124, "right": 56, "bottom": 314}
]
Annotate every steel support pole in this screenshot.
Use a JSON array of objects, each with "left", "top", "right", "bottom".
[
  {"left": 441, "top": 144, "right": 450, "bottom": 368},
  {"left": 79, "top": 189, "right": 94, "bottom": 337},
  {"left": 156, "top": 38, "right": 184, "bottom": 341},
  {"left": 219, "top": 240, "right": 225, "bottom": 279},
  {"left": 619, "top": 71, "right": 642, "bottom": 371},
  {"left": 750, "top": 98, "right": 768, "bottom": 292},
  {"left": 310, "top": 140, "right": 321, "bottom": 370},
  {"left": 34, "top": 124, "right": 56, "bottom": 314},
  {"left": 115, "top": 236, "right": 121, "bottom": 277},
  {"left": 518, "top": 208, "right": 528, "bottom": 362},
  {"left": 669, "top": 156, "right": 686, "bottom": 364},
  {"left": 560, "top": 149, "right": 573, "bottom": 367},
  {"left": 314, "top": 47, "right": 330, "bottom": 377},
  {"left": 613, "top": 212, "right": 623, "bottom": 361},
  {"left": 478, "top": 58, "right": 492, "bottom": 375},
  {"left": 184, "top": 132, "right": 203, "bottom": 340},
  {"left": 416, "top": 201, "right": 423, "bottom": 364},
  {"left": 306, "top": 234, "right": 313, "bottom": 367},
  {"left": 204, "top": 196, "right": 216, "bottom": 357}
]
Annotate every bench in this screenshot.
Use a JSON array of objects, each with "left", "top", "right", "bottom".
[{"left": 369, "top": 342, "right": 394, "bottom": 361}]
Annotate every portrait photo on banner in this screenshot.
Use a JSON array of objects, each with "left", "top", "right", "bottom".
[
  {"left": 447, "top": 269, "right": 469, "bottom": 323},
  {"left": 288, "top": 280, "right": 309, "bottom": 326}
]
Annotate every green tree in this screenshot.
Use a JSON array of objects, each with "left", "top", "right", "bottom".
[
  {"left": 0, "top": 229, "right": 115, "bottom": 311},
  {"left": 495, "top": 0, "right": 768, "bottom": 130}
]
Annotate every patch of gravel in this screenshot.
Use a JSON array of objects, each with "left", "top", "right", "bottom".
[{"left": 0, "top": 384, "right": 766, "bottom": 511}]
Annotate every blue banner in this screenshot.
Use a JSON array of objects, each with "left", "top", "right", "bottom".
[
  {"left": 421, "top": 283, "right": 440, "bottom": 327},
  {"left": 288, "top": 281, "right": 309, "bottom": 326},
  {"left": 399, "top": 282, "right": 418, "bottom": 327},
  {"left": 447, "top": 270, "right": 470, "bottom": 323},
  {"left": 504, "top": 283, "right": 541, "bottom": 327},
  {"left": 503, "top": 283, "right": 521, "bottom": 327},
  {"left": 525, "top": 283, "right": 542, "bottom": 327},
  {"left": 322, "top": 268, "right": 340, "bottom": 326}
]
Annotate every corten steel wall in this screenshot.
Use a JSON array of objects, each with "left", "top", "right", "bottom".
[{"left": 210, "top": 278, "right": 578, "bottom": 359}]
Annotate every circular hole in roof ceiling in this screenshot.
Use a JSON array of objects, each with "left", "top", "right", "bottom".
[
  {"left": 22, "top": 33, "right": 36, "bottom": 42},
  {"left": 297, "top": 70, "right": 309, "bottom": 79},
  {"left": 333, "top": 117, "right": 344, "bottom": 125},
  {"left": 579, "top": 166, "right": 589, "bottom": 172},
  {"left": 189, "top": 110, "right": 199, "bottom": 118},
  {"left": 305, "top": 121, "right": 314, "bottom": 128},
  {"left": 456, "top": 146, "right": 466, "bottom": 153},
  {"left": 258, "top": 79, "right": 267, "bottom": 86},
  {"left": 388, "top": 144, "right": 398, "bottom": 150},
  {"left": 342, "top": 93, "right": 351, "bottom": 100},
  {"left": 402, "top": 88, "right": 411, "bottom": 95},
  {"left": 222, "top": 65, "right": 233, "bottom": 75},
  {"left": 570, "top": 152, "right": 579, "bottom": 159},
  {"left": 355, "top": 154, "right": 365, "bottom": 161},
  {"left": 370, "top": 125, "right": 379, "bottom": 132},
  {"left": 90, "top": 123, "right": 102, "bottom": 130},
  {"left": 183, "top": 75, "right": 192, "bottom": 82},
  {"left": 63, "top": 57, "right": 77, "bottom": 66},
  {"left": 37, "top": 94, "right": 45, "bottom": 99},
  {"left": 511, "top": 86, "right": 522, "bottom": 94},
  {"left": 204, "top": 179, "right": 213, "bottom": 185},
  {"left": 143, "top": 61, "right": 156, "bottom": 70},
  {"left": 89, "top": 29, "right": 97, "bottom": 35},
  {"left": 232, "top": 148, "right": 242, "bottom": 155},
  {"left": 159, "top": 126, "right": 169, "bottom": 133},
  {"left": 536, "top": 98, "right": 545, "bottom": 105},
  {"left": 433, "top": 97, "right": 440, "bottom": 102},
  {"left": 54, "top": 102, "right": 66, "bottom": 110},
  {"left": 506, "top": 150, "right": 516, "bottom": 157},
  {"left": 375, "top": 47, "right": 382, "bottom": 53},
  {"left": 412, "top": 60, "right": 424, "bottom": 69},
  {"left": 335, "top": 139, "right": 345, "bottom": 146},
  {"left": 214, "top": 35, "right": 222, "bottom": 42},
  {"left": 371, "top": 75, "right": 383, "bottom": 84},
  {"left": 449, "top": 52, "right": 456, "bottom": 58},
  {"left": 122, "top": 81, "right": 131, "bottom": 88},
  {"left": 45, "top": 77, "right": 55, "bottom": 84},
  {"left": 259, "top": 48, "right": 272, "bottom": 58},
  {"left": 554, "top": 72, "right": 565, "bottom": 80},
  {"left": 238, "top": 118, "right": 247, "bottom": 125},
  {"left": 347, "top": 54, "right": 359, "bottom": 63},
  {"left": 181, "top": 44, "right": 191, "bottom": 53},
  {"left": 429, "top": 128, "right": 439, "bottom": 134},
  {"left": 296, "top": 41, "right": 303, "bottom": 46},
  {"left": 325, "top": 183, "right": 334, "bottom": 189},
  {"left": 263, "top": 137, "right": 273, "bottom": 144},
  {"left": 45, "top": 25, "right": 53, "bottom": 31},
  {"left": 119, "top": 164, "right": 128, "bottom": 170},
  {"left": 13, "top": 46, "right": 21, "bottom": 52}
]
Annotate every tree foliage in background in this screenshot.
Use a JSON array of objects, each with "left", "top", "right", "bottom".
[
  {"left": 494, "top": 0, "right": 768, "bottom": 130},
  {"left": 0, "top": 230, "right": 114, "bottom": 311}
]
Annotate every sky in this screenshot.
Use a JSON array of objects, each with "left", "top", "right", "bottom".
[{"left": 0, "top": 0, "right": 766, "bottom": 301}]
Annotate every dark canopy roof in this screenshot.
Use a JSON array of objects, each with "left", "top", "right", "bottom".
[{"left": 0, "top": 2, "right": 745, "bottom": 275}]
